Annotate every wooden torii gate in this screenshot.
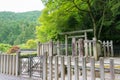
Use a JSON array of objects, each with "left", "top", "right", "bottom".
[{"left": 60, "top": 29, "right": 93, "bottom": 56}]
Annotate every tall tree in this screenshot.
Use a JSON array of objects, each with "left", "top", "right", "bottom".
[{"left": 38, "top": 0, "right": 120, "bottom": 43}]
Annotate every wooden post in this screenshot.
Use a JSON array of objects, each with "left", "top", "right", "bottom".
[
  {"left": 49, "top": 40, "right": 53, "bottom": 56},
  {"left": 99, "top": 57, "right": 105, "bottom": 80},
  {"left": 90, "top": 57, "right": 95, "bottom": 80},
  {"left": 3, "top": 54, "right": 6, "bottom": 74},
  {"left": 9, "top": 55, "right": 12, "bottom": 75},
  {"left": 110, "top": 41, "right": 114, "bottom": 57},
  {"left": 65, "top": 35, "right": 68, "bottom": 56},
  {"left": 72, "top": 37, "right": 76, "bottom": 56},
  {"left": 55, "top": 56, "right": 58, "bottom": 80},
  {"left": 57, "top": 40, "right": 60, "bottom": 55},
  {"left": 107, "top": 41, "right": 110, "bottom": 57},
  {"left": 110, "top": 59, "right": 115, "bottom": 80},
  {"left": 103, "top": 41, "right": 106, "bottom": 57},
  {"left": 49, "top": 56, "right": 52, "bottom": 80},
  {"left": 93, "top": 38, "right": 98, "bottom": 60},
  {"left": 78, "top": 39, "right": 84, "bottom": 57},
  {"left": 43, "top": 52, "right": 47, "bottom": 80},
  {"left": 0, "top": 54, "right": 1, "bottom": 73},
  {"left": 89, "top": 42, "right": 92, "bottom": 56},
  {"left": 82, "top": 57, "right": 87, "bottom": 80},
  {"left": 12, "top": 55, "right": 15, "bottom": 75},
  {"left": 84, "top": 31, "right": 87, "bottom": 40},
  {"left": 67, "top": 56, "right": 71, "bottom": 80},
  {"left": 61, "top": 57, "right": 65, "bottom": 80},
  {"left": 1, "top": 55, "right": 3, "bottom": 73},
  {"left": 16, "top": 50, "right": 20, "bottom": 76},
  {"left": 74, "top": 57, "right": 79, "bottom": 80},
  {"left": 6, "top": 55, "right": 9, "bottom": 74},
  {"left": 84, "top": 40, "right": 88, "bottom": 57},
  {"left": 37, "top": 42, "right": 40, "bottom": 56}
]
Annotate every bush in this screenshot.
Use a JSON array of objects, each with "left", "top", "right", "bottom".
[
  {"left": 0, "top": 43, "right": 11, "bottom": 52},
  {"left": 26, "top": 39, "right": 37, "bottom": 49},
  {"left": 20, "top": 53, "right": 37, "bottom": 58},
  {"left": 7, "top": 46, "right": 20, "bottom": 54}
]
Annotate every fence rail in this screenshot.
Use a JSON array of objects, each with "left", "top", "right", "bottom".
[
  {"left": 37, "top": 39, "right": 114, "bottom": 60},
  {"left": 0, "top": 53, "right": 19, "bottom": 76},
  {"left": 43, "top": 54, "right": 120, "bottom": 80}
]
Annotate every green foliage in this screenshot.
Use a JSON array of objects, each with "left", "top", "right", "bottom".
[
  {"left": 39, "top": 0, "right": 120, "bottom": 44},
  {"left": 0, "top": 11, "right": 41, "bottom": 45},
  {"left": 20, "top": 53, "right": 37, "bottom": 58},
  {"left": 18, "top": 44, "right": 28, "bottom": 49},
  {"left": 0, "top": 43, "right": 11, "bottom": 52},
  {"left": 26, "top": 39, "right": 37, "bottom": 49}
]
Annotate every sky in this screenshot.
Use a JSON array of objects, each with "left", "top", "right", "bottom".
[{"left": 0, "top": 0, "right": 45, "bottom": 12}]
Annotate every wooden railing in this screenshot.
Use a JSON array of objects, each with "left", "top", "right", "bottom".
[
  {"left": 43, "top": 54, "right": 119, "bottom": 80},
  {"left": 0, "top": 53, "right": 20, "bottom": 76}
]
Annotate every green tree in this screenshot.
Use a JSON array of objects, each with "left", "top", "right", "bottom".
[{"left": 38, "top": 0, "right": 120, "bottom": 43}]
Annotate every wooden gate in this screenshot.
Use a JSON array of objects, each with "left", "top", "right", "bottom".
[{"left": 20, "top": 56, "right": 44, "bottom": 79}]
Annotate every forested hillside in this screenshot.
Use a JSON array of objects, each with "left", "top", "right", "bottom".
[{"left": 0, "top": 11, "right": 41, "bottom": 45}]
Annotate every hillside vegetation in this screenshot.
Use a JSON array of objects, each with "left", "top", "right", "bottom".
[{"left": 0, "top": 11, "right": 41, "bottom": 45}]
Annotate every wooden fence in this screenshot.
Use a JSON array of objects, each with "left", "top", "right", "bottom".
[
  {"left": 37, "top": 39, "right": 114, "bottom": 60},
  {"left": 0, "top": 53, "right": 20, "bottom": 76},
  {"left": 102, "top": 41, "right": 114, "bottom": 57},
  {"left": 43, "top": 54, "right": 119, "bottom": 80}
]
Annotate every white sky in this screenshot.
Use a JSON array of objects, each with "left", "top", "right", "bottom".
[{"left": 0, "top": 0, "right": 45, "bottom": 12}]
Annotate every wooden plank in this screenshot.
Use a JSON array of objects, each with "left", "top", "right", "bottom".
[
  {"left": 6, "top": 55, "right": 9, "bottom": 74},
  {"left": 49, "top": 41, "right": 53, "bottom": 56},
  {"left": 65, "top": 35, "right": 68, "bottom": 56},
  {"left": 82, "top": 57, "right": 87, "bottom": 80},
  {"left": 12, "top": 55, "right": 15, "bottom": 75},
  {"left": 49, "top": 56, "right": 52, "bottom": 80},
  {"left": 55, "top": 56, "right": 58, "bottom": 80},
  {"left": 72, "top": 37, "right": 77, "bottom": 56},
  {"left": 84, "top": 31, "right": 87, "bottom": 40},
  {"left": 110, "top": 41, "right": 114, "bottom": 57},
  {"left": 57, "top": 40, "right": 60, "bottom": 55},
  {"left": 16, "top": 51, "right": 20, "bottom": 76},
  {"left": 84, "top": 41, "right": 88, "bottom": 57},
  {"left": 67, "top": 56, "right": 71, "bottom": 80},
  {"left": 107, "top": 41, "right": 110, "bottom": 57},
  {"left": 74, "top": 57, "right": 79, "bottom": 80},
  {"left": 103, "top": 41, "right": 106, "bottom": 57},
  {"left": 0, "top": 55, "right": 1, "bottom": 73},
  {"left": 99, "top": 57, "right": 105, "bottom": 80},
  {"left": 78, "top": 39, "right": 84, "bottom": 57},
  {"left": 61, "top": 57, "right": 65, "bottom": 80},
  {"left": 90, "top": 57, "right": 95, "bottom": 80},
  {"left": 9, "top": 55, "right": 12, "bottom": 75},
  {"left": 37, "top": 42, "right": 40, "bottom": 56},
  {"left": 60, "top": 29, "right": 93, "bottom": 35},
  {"left": 3, "top": 54, "right": 6, "bottom": 74},
  {"left": 110, "top": 59, "right": 115, "bottom": 80},
  {"left": 93, "top": 38, "right": 97, "bottom": 60},
  {"left": 68, "top": 35, "right": 85, "bottom": 38},
  {"left": 89, "top": 42, "right": 92, "bottom": 56},
  {"left": 43, "top": 53, "right": 47, "bottom": 80},
  {"left": 1, "top": 55, "right": 3, "bottom": 73}
]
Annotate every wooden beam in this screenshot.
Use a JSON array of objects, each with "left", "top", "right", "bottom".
[
  {"left": 60, "top": 29, "right": 93, "bottom": 35},
  {"left": 68, "top": 35, "right": 85, "bottom": 38}
]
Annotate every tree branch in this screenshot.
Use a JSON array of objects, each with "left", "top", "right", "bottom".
[
  {"left": 72, "top": 0, "right": 89, "bottom": 13},
  {"left": 86, "top": 0, "right": 97, "bottom": 39},
  {"left": 98, "top": 6, "right": 106, "bottom": 39}
]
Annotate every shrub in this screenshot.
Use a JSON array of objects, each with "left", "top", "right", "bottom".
[
  {"left": 0, "top": 43, "right": 11, "bottom": 52},
  {"left": 7, "top": 46, "right": 20, "bottom": 54},
  {"left": 20, "top": 53, "right": 37, "bottom": 58}
]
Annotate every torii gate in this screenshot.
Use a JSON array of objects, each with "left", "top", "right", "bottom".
[{"left": 60, "top": 29, "right": 93, "bottom": 56}]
